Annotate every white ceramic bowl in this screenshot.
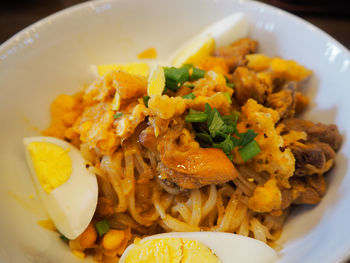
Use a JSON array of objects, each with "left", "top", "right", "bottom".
[{"left": 1, "top": 0, "right": 350, "bottom": 262}]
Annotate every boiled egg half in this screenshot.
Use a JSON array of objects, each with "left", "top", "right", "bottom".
[
  {"left": 23, "top": 136, "right": 98, "bottom": 240},
  {"left": 119, "top": 232, "right": 277, "bottom": 263}
]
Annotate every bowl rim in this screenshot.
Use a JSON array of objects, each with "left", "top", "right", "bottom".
[
  {"left": 0, "top": 0, "right": 349, "bottom": 58},
  {"left": 0, "top": 0, "right": 349, "bottom": 262}
]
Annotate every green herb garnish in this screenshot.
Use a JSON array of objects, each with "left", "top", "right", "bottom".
[
  {"left": 164, "top": 67, "right": 189, "bottom": 92},
  {"left": 164, "top": 65, "right": 205, "bottom": 92},
  {"left": 95, "top": 219, "right": 110, "bottom": 236},
  {"left": 238, "top": 140, "right": 261, "bottom": 162},
  {"left": 113, "top": 112, "right": 123, "bottom": 119},
  {"left": 143, "top": 95, "right": 151, "bottom": 107},
  {"left": 185, "top": 108, "right": 208, "bottom": 122},
  {"left": 183, "top": 64, "right": 205, "bottom": 81},
  {"left": 182, "top": 93, "right": 196, "bottom": 100},
  {"left": 224, "top": 75, "right": 235, "bottom": 88},
  {"left": 185, "top": 103, "right": 260, "bottom": 161}
]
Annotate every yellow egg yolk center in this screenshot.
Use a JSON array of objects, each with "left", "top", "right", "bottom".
[
  {"left": 27, "top": 142, "right": 72, "bottom": 193},
  {"left": 125, "top": 238, "right": 221, "bottom": 263}
]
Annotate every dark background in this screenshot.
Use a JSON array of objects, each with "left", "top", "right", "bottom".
[{"left": 0, "top": 0, "right": 349, "bottom": 50}]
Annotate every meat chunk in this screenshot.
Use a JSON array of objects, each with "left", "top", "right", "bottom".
[
  {"left": 282, "top": 118, "right": 342, "bottom": 151},
  {"left": 290, "top": 175, "right": 326, "bottom": 205},
  {"left": 266, "top": 82, "right": 297, "bottom": 120},
  {"left": 307, "top": 123, "right": 342, "bottom": 151},
  {"left": 213, "top": 38, "right": 258, "bottom": 72},
  {"left": 280, "top": 188, "right": 295, "bottom": 210},
  {"left": 290, "top": 142, "right": 335, "bottom": 176},
  {"left": 232, "top": 67, "right": 271, "bottom": 105},
  {"left": 157, "top": 124, "right": 238, "bottom": 189},
  {"left": 279, "top": 174, "right": 326, "bottom": 209}
]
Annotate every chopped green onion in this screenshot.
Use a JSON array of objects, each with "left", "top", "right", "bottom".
[
  {"left": 143, "top": 95, "right": 150, "bottom": 107},
  {"left": 222, "top": 92, "right": 232, "bottom": 103},
  {"left": 224, "top": 75, "right": 235, "bottom": 88},
  {"left": 164, "top": 67, "right": 189, "bottom": 92},
  {"left": 59, "top": 234, "right": 69, "bottom": 241},
  {"left": 238, "top": 140, "right": 261, "bottom": 162},
  {"left": 183, "top": 64, "right": 205, "bottom": 81},
  {"left": 237, "top": 129, "right": 258, "bottom": 147},
  {"left": 182, "top": 93, "right": 196, "bottom": 100},
  {"left": 214, "top": 134, "right": 234, "bottom": 155},
  {"left": 186, "top": 102, "right": 260, "bottom": 162},
  {"left": 95, "top": 219, "right": 110, "bottom": 236},
  {"left": 185, "top": 112, "right": 208, "bottom": 123},
  {"left": 189, "top": 108, "right": 204, "bottom": 115},
  {"left": 190, "top": 67, "right": 205, "bottom": 80},
  {"left": 184, "top": 83, "right": 195, "bottom": 89},
  {"left": 113, "top": 112, "right": 123, "bottom": 119}
]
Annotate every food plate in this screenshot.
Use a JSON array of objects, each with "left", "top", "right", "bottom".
[{"left": 0, "top": 0, "right": 350, "bottom": 262}]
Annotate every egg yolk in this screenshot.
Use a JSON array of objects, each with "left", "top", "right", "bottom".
[
  {"left": 124, "top": 238, "right": 221, "bottom": 263},
  {"left": 27, "top": 142, "right": 72, "bottom": 193}
]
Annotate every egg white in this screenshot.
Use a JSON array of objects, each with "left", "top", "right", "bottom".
[
  {"left": 119, "top": 232, "right": 277, "bottom": 263},
  {"left": 23, "top": 136, "right": 98, "bottom": 239}
]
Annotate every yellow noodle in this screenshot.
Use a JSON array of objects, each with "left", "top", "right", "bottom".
[
  {"left": 250, "top": 217, "right": 270, "bottom": 243},
  {"left": 153, "top": 190, "right": 167, "bottom": 219},
  {"left": 122, "top": 144, "right": 135, "bottom": 195},
  {"left": 97, "top": 176, "right": 117, "bottom": 203},
  {"left": 227, "top": 200, "right": 247, "bottom": 232},
  {"left": 238, "top": 215, "right": 250, "bottom": 236},
  {"left": 128, "top": 188, "right": 157, "bottom": 226},
  {"left": 212, "top": 189, "right": 240, "bottom": 232},
  {"left": 162, "top": 214, "right": 200, "bottom": 232},
  {"left": 216, "top": 185, "right": 235, "bottom": 226},
  {"left": 171, "top": 202, "right": 191, "bottom": 223},
  {"left": 101, "top": 153, "right": 128, "bottom": 212},
  {"left": 189, "top": 189, "right": 202, "bottom": 226},
  {"left": 202, "top": 184, "right": 217, "bottom": 219},
  {"left": 233, "top": 177, "right": 254, "bottom": 196},
  {"left": 207, "top": 208, "right": 218, "bottom": 228}
]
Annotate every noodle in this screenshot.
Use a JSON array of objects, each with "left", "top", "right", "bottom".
[
  {"left": 189, "top": 189, "right": 202, "bottom": 226},
  {"left": 238, "top": 215, "right": 249, "bottom": 237},
  {"left": 42, "top": 34, "right": 342, "bottom": 262},
  {"left": 101, "top": 153, "right": 128, "bottom": 213},
  {"left": 201, "top": 184, "right": 217, "bottom": 219},
  {"left": 128, "top": 188, "right": 155, "bottom": 226},
  {"left": 162, "top": 215, "right": 201, "bottom": 232},
  {"left": 171, "top": 202, "right": 191, "bottom": 223},
  {"left": 212, "top": 189, "right": 240, "bottom": 232},
  {"left": 122, "top": 144, "right": 135, "bottom": 195}
]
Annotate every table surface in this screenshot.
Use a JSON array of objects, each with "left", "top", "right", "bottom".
[{"left": 1, "top": 0, "right": 350, "bottom": 50}]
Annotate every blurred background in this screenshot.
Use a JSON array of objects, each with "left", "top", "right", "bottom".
[{"left": 0, "top": 0, "right": 349, "bottom": 49}]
